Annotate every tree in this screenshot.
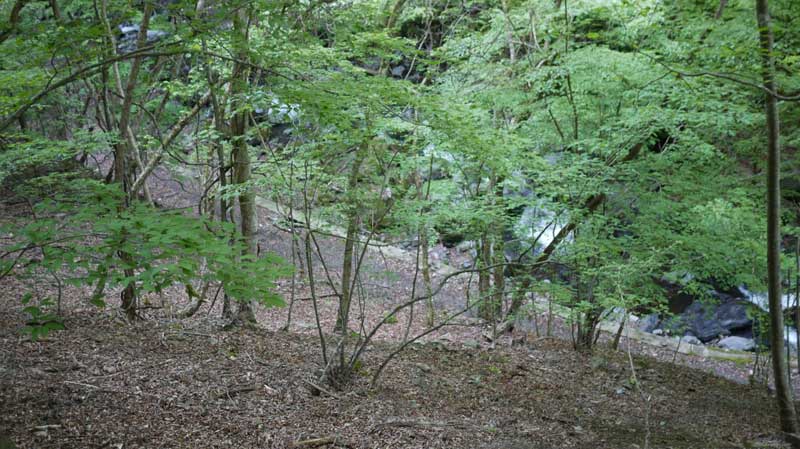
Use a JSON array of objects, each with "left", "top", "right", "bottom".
[
  {"left": 756, "top": 0, "right": 799, "bottom": 437},
  {"left": 228, "top": 3, "right": 258, "bottom": 326}
]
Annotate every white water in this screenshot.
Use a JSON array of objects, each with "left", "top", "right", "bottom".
[
  {"left": 738, "top": 287, "right": 798, "bottom": 350},
  {"left": 516, "top": 205, "right": 568, "bottom": 253}
]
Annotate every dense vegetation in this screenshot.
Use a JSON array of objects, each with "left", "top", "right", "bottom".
[{"left": 2, "top": 0, "right": 800, "bottom": 445}]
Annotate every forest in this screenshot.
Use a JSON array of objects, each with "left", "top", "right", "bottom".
[{"left": 1, "top": 0, "right": 800, "bottom": 447}]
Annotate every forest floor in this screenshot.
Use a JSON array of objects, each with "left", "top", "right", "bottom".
[
  {"left": 0, "top": 166, "right": 795, "bottom": 448},
  {"left": 0, "top": 305, "right": 790, "bottom": 449}
]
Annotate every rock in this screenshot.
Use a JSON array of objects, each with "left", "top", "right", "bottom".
[
  {"left": 677, "top": 298, "right": 754, "bottom": 343},
  {"left": 715, "top": 300, "right": 753, "bottom": 331},
  {"left": 605, "top": 307, "right": 627, "bottom": 324},
  {"left": 422, "top": 162, "right": 446, "bottom": 181},
  {"left": 428, "top": 247, "right": 450, "bottom": 265},
  {"left": 117, "top": 23, "right": 169, "bottom": 53},
  {"left": 414, "top": 363, "right": 433, "bottom": 373},
  {"left": 502, "top": 177, "right": 533, "bottom": 199},
  {"left": 456, "top": 240, "right": 476, "bottom": 253},
  {"left": 390, "top": 65, "right": 406, "bottom": 78},
  {"left": 679, "top": 335, "right": 702, "bottom": 346},
  {"left": 717, "top": 336, "right": 755, "bottom": 352},
  {"left": 638, "top": 314, "right": 661, "bottom": 333},
  {"left": 461, "top": 260, "right": 473, "bottom": 269}
]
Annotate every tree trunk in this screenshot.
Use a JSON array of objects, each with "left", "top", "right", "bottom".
[
  {"left": 385, "top": 0, "right": 408, "bottom": 28},
  {"left": 110, "top": 2, "right": 151, "bottom": 321},
  {"left": 335, "top": 145, "right": 366, "bottom": 333},
  {"left": 229, "top": 6, "right": 257, "bottom": 326},
  {"left": 757, "top": 0, "right": 799, "bottom": 435},
  {"left": 491, "top": 177, "right": 506, "bottom": 321},
  {"left": 478, "top": 232, "right": 493, "bottom": 320},
  {"left": 714, "top": 0, "right": 728, "bottom": 19}
]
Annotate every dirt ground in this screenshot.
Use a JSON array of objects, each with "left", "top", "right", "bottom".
[{"left": 0, "top": 305, "right": 789, "bottom": 449}]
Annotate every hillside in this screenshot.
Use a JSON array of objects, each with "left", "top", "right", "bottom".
[
  {"left": 0, "top": 307, "right": 787, "bottom": 449},
  {"left": 3, "top": 0, "right": 800, "bottom": 446}
]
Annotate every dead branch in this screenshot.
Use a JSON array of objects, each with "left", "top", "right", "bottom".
[
  {"left": 290, "top": 436, "right": 352, "bottom": 448},
  {"left": 303, "top": 379, "right": 342, "bottom": 400}
]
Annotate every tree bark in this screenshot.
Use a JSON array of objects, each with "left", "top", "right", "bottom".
[
  {"left": 0, "top": 0, "right": 29, "bottom": 44},
  {"left": 229, "top": 6, "right": 257, "bottom": 325},
  {"left": 385, "top": 0, "right": 408, "bottom": 29},
  {"left": 417, "top": 168, "right": 434, "bottom": 327},
  {"left": 107, "top": 2, "right": 151, "bottom": 321},
  {"left": 714, "top": 0, "right": 728, "bottom": 19},
  {"left": 757, "top": 0, "right": 799, "bottom": 436},
  {"left": 335, "top": 145, "right": 366, "bottom": 333},
  {"left": 477, "top": 231, "right": 491, "bottom": 320}
]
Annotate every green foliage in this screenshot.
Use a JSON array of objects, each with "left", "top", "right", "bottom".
[
  {"left": 1, "top": 0, "right": 800, "bottom": 356},
  {"left": 21, "top": 294, "right": 64, "bottom": 341},
  {"left": 7, "top": 179, "right": 289, "bottom": 338}
]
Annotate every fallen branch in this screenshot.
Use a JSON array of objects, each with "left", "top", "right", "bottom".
[
  {"left": 217, "top": 384, "right": 256, "bottom": 399},
  {"left": 64, "top": 380, "right": 160, "bottom": 399},
  {"left": 290, "top": 436, "right": 352, "bottom": 448},
  {"left": 370, "top": 417, "right": 484, "bottom": 433},
  {"left": 303, "top": 379, "right": 342, "bottom": 400}
]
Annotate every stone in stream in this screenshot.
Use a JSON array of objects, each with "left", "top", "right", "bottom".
[
  {"left": 678, "top": 298, "right": 754, "bottom": 343},
  {"left": 117, "top": 24, "right": 168, "bottom": 53}
]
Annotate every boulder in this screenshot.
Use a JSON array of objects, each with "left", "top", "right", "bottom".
[
  {"left": 638, "top": 314, "right": 661, "bottom": 333},
  {"left": 390, "top": 65, "right": 406, "bottom": 78},
  {"left": 715, "top": 300, "right": 753, "bottom": 332},
  {"left": 677, "top": 301, "right": 730, "bottom": 342},
  {"left": 717, "top": 336, "right": 755, "bottom": 352},
  {"left": 672, "top": 297, "right": 754, "bottom": 343},
  {"left": 117, "top": 24, "right": 168, "bottom": 53},
  {"left": 456, "top": 240, "right": 476, "bottom": 253},
  {"left": 680, "top": 335, "right": 702, "bottom": 346},
  {"left": 428, "top": 246, "right": 450, "bottom": 265}
]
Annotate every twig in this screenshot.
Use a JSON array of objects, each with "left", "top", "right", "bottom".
[
  {"left": 290, "top": 436, "right": 351, "bottom": 448},
  {"left": 626, "top": 326, "right": 651, "bottom": 449},
  {"left": 63, "top": 380, "right": 160, "bottom": 399},
  {"left": 370, "top": 418, "right": 485, "bottom": 433},
  {"left": 302, "top": 379, "right": 342, "bottom": 400},
  {"left": 216, "top": 385, "right": 256, "bottom": 399}
]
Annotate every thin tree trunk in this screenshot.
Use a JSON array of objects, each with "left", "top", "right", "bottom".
[
  {"left": 229, "top": 6, "right": 257, "bottom": 325},
  {"left": 478, "top": 232, "right": 492, "bottom": 320},
  {"left": 491, "top": 176, "right": 506, "bottom": 321},
  {"left": 757, "top": 0, "right": 799, "bottom": 435},
  {"left": 714, "top": 0, "right": 728, "bottom": 19},
  {"left": 0, "top": 0, "right": 29, "bottom": 44},
  {"left": 107, "top": 2, "right": 151, "bottom": 321},
  {"left": 501, "top": 0, "right": 516, "bottom": 63},
  {"left": 335, "top": 146, "right": 366, "bottom": 333},
  {"left": 796, "top": 238, "right": 800, "bottom": 374},
  {"left": 385, "top": 0, "right": 408, "bottom": 28},
  {"left": 412, "top": 161, "right": 436, "bottom": 327},
  {"left": 612, "top": 313, "right": 626, "bottom": 351}
]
